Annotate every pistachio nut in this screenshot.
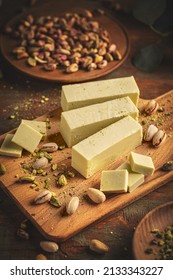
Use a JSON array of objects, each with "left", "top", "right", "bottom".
[
  {"left": 97, "top": 59, "right": 108, "bottom": 69},
  {"left": 66, "top": 63, "right": 78, "bottom": 73},
  {"left": 87, "top": 62, "right": 97, "bottom": 71},
  {"left": 161, "top": 161, "right": 173, "bottom": 171},
  {"left": 83, "top": 9, "right": 93, "bottom": 18},
  {"left": 32, "top": 157, "right": 48, "bottom": 169},
  {"left": 89, "top": 239, "right": 109, "bottom": 254},
  {"left": 35, "top": 254, "right": 47, "bottom": 260},
  {"left": 27, "top": 57, "right": 37, "bottom": 67},
  {"left": 17, "top": 52, "right": 29, "bottom": 59},
  {"left": 19, "top": 175, "right": 35, "bottom": 183},
  {"left": 66, "top": 196, "right": 79, "bottom": 215},
  {"left": 112, "top": 49, "right": 122, "bottom": 60},
  {"left": 16, "top": 228, "right": 29, "bottom": 240},
  {"left": 87, "top": 188, "right": 106, "bottom": 204},
  {"left": 144, "top": 100, "right": 159, "bottom": 115},
  {"left": 57, "top": 174, "right": 68, "bottom": 186},
  {"left": 41, "top": 142, "right": 58, "bottom": 152},
  {"left": 144, "top": 124, "right": 158, "bottom": 141},
  {"left": 43, "top": 63, "right": 57, "bottom": 71},
  {"left": 152, "top": 130, "right": 166, "bottom": 147},
  {"left": 0, "top": 163, "right": 6, "bottom": 175},
  {"left": 33, "top": 190, "right": 52, "bottom": 204},
  {"left": 12, "top": 46, "right": 26, "bottom": 54},
  {"left": 109, "top": 44, "right": 117, "bottom": 53},
  {"left": 34, "top": 56, "right": 47, "bottom": 64},
  {"left": 40, "top": 241, "right": 59, "bottom": 253},
  {"left": 104, "top": 52, "right": 114, "bottom": 62}
]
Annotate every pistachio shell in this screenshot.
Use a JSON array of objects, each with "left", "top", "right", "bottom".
[
  {"left": 87, "top": 188, "right": 106, "bottom": 204},
  {"left": 66, "top": 196, "right": 79, "bottom": 215},
  {"left": 89, "top": 239, "right": 109, "bottom": 254},
  {"left": 144, "top": 124, "right": 158, "bottom": 141},
  {"left": 152, "top": 130, "right": 166, "bottom": 147},
  {"left": 40, "top": 241, "right": 59, "bottom": 253},
  {"left": 33, "top": 190, "right": 52, "bottom": 204},
  {"left": 32, "top": 157, "right": 48, "bottom": 169}
]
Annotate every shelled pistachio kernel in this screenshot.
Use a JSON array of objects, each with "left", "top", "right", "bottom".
[
  {"left": 49, "top": 196, "right": 61, "bottom": 208},
  {"left": 51, "top": 163, "right": 58, "bottom": 171},
  {"left": 0, "top": 163, "right": 6, "bottom": 175},
  {"left": 57, "top": 174, "right": 68, "bottom": 186},
  {"left": 18, "top": 175, "right": 35, "bottom": 183}
]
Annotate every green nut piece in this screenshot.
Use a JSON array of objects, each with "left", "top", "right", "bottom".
[
  {"left": 19, "top": 175, "right": 36, "bottom": 183},
  {"left": 57, "top": 174, "right": 68, "bottom": 186},
  {"left": 0, "top": 163, "right": 6, "bottom": 175}
]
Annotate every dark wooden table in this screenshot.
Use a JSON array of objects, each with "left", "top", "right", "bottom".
[{"left": 0, "top": 0, "right": 173, "bottom": 260}]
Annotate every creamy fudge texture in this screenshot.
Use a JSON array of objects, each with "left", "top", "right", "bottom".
[
  {"left": 0, "top": 134, "right": 23, "bottom": 157},
  {"left": 61, "top": 76, "right": 140, "bottom": 111},
  {"left": 129, "top": 152, "right": 155, "bottom": 175},
  {"left": 12, "top": 122, "right": 42, "bottom": 153},
  {"left": 22, "top": 120, "right": 47, "bottom": 136},
  {"left": 117, "top": 162, "right": 144, "bottom": 192},
  {"left": 60, "top": 97, "right": 139, "bottom": 147},
  {"left": 71, "top": 116, "right": 143, "bottom": 178},
  {"left": 100, "top": 170, "right": 128, "bottom": 193}
]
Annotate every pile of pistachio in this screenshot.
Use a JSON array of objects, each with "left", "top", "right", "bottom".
[
  {"left": 6, "top": 9, "right": 122, "bottom": 73},
  {"left": 145, "top": 225, "right": 173, "bottom": 260}
]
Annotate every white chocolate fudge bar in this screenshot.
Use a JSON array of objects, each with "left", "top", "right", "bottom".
[
  {"left": 60, "top": 97, "right": 139, "bottom": 147},
  {"left": 61, "top": 76, "right": 140, "bottom": 111},
  {"left": 117, "top": 162, "right": 144, "bottom": 192},
  {"left": 22, "top": 120, "right": 47, "bottom": 136},
  {"left": 129, "top": 152, "right": 155, "bottom": 175},
  {"left": 100, "top": 170, "right": 128, "bottom": 193},
  {"left": 71, "top": 116, "right": 143, "bottom": 178},
  {"left": 0, "top": 134, "right": 23, "bottom": 157},
  {"left": 12, "top": 122, "right": 42, "bottom": 153}
]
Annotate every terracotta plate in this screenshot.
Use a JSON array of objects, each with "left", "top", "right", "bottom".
[
  {"left": 0, "top": 4, "right": 129, "bottom": 83},
  {"left": 133, "top": 201, "right": 173, "bottom": 260}
]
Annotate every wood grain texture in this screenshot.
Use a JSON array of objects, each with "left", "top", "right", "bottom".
[
  {"left": 0, "top": 3, "right": 129, "bottom": 83},
  {"left": 0, "top": 90, "right": 173, "bottom": 242},
  {"left": 133, "top": 201, "right": 173, "bottom": 260}
]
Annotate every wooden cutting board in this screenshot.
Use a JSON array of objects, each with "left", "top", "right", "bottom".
[{"left": 0, "top": 90, "right": 173, "bottom": 242}]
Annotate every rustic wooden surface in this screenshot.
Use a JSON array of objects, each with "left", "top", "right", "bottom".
[{"left": 0, "top": 0, "right": 173, "bottom": 260}]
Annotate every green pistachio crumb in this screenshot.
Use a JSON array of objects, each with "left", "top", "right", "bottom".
[
  {"left": 0, "top": 163, "right": 6, "bottom": 175},
  {"left": 57, "top": 174, "right": 68, "bottom": 186}
]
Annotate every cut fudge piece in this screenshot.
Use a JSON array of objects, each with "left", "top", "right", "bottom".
[
  {"left": 22, "top": 120, "right": 47, "bottom": 137},
  {"left": 12, "top": 122, "right": 42, "bottom": 153},
  {"left": 0, "top": 134, "right": 23, "bottom": 157},
  {"left": 129, "top": 152, "right": 155, "bottom": 175},
  {"left": 71, "top": 116, "right": 142, "bottom": 178},
  {"left": 100, "top": 170, "right": 128, "bottom": 193},
  {"left": 61, "top": 76, "right": 140, "bottom": 111},
  {"left": 117, "top": 162, "right": 144, "bottom": 192},
  {"left": 60, "top": 97, "right": 139, "bottom": 147}
]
